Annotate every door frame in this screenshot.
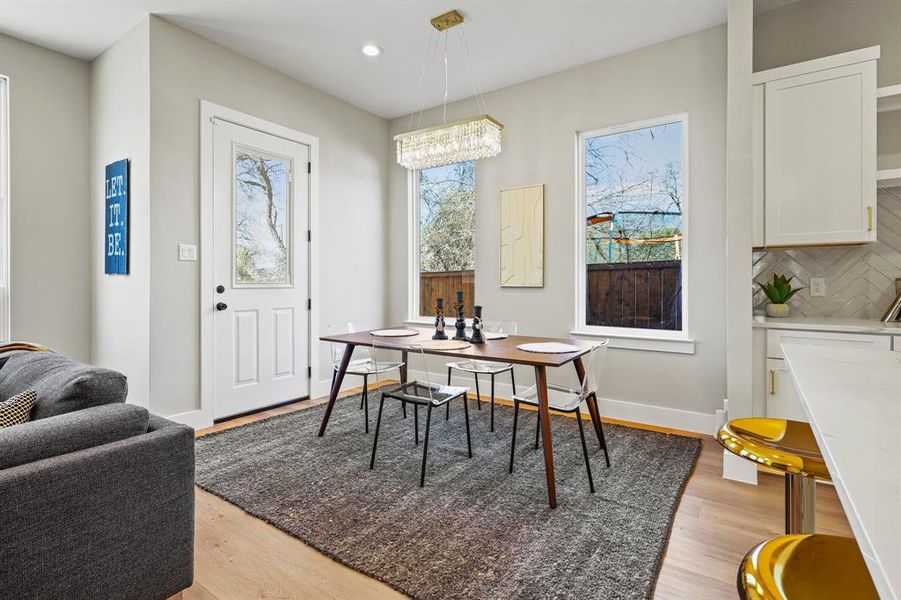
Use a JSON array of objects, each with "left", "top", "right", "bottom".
[{"left": 198, "top": 100, "right": 319, "bottom": 428}]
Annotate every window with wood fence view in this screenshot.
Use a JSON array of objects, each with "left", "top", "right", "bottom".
[
  {"left": 418, "top": 161, "right": 475, "bottom": 317},
  {"left": 584, "top": 119, "right": 684, "bottom": 330}
]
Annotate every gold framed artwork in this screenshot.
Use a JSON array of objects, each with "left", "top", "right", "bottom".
[{"left": 499, "top": 184, "right": 544, "bottom": 287}]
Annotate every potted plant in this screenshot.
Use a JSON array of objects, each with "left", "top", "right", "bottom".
[{"left": 757, "top": 273, "right": 804, "bottom": 318}]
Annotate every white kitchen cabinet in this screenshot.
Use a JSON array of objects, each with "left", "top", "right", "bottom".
[
  {"left": 766, "top": 358, "right": 808, "bottom": 422},
  {"left": 753, "top": 47, "right": 879, "bottom": 248},
  {"left": 754, "top": 322, "right": 893, "bottom": 420}
]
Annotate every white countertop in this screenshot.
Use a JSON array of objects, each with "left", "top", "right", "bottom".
[
  {"left": 782, "top": 344, "right": 901, "bottom": 599},
  {"left": 754, "top": 314, "right": 901, "bottom": 336}
]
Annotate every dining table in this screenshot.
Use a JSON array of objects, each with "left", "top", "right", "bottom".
[{"left": 318, "top": 327, "right": 599, "bottom": 508}]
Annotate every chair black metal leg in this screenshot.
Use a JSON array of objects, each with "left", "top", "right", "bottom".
[
  {"left": 534, "top": 410, "right": 541, "bottom": 449},
  {"left": 402, "top": 400, "right": 407, "bottom": 419},
  {"left": 462, "top": 394, "right": 472, "bottom": 458},
  {"left": 420, "top": 405, "right": 433, "bottom": 487},
  {"left": 577, "top": 409, "right": 596, "bottom": 493},
  {"left": 490, "top": 373, "right": 495, "bottom": 432},
  {"left": 369, "top": 395, "right": 386, "bottom": 470},
  {"left": 446, "top": 367, "right": 452, "bottom": 420},
  {"left": 474, "top": 373, "right": 481, "bottom": 410},
  {"left": 510, "top": 368, "right": 517, "bottom": 395},
  {"left": 331, "top": 369, "right": 337, "bottom": 393},
  {"left": 509, "top": 400, "right": 520, "bottom": 474},
  {"left": 597, "top": 402, "right": 611, "bottom": 468},
  {"left": 360, "top": 374, "right": 367, "bottom": 410},
  {"left": 363, "top": 384, "right": 369, "bottom": 434},
  {"left": 414, "top": 404, "right": 419, "bottom": 445}
]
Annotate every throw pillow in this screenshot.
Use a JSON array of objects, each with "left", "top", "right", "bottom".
[{"left": 0, "top": 389, "right": 36, "bottom": 428}]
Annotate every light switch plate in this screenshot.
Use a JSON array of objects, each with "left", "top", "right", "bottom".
[
  {"left": 178, "top": 244, "right": 197, "bottom": 261},
  {"left": 810, "top": 277, "right": 826, "bottom": 297}
]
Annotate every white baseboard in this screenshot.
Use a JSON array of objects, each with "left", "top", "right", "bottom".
[
  {"left": 399, "top": 368, "right": 716, "bottom": 435},
  {"left": 166, "top": 409, "right": 212, "bottom": 429}
]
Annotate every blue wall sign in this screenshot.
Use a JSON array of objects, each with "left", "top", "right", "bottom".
[{"left": 104, "top": 159, "right": 129, "bottom": 275}]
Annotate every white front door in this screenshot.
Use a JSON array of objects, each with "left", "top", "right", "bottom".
[{"left": 212, "top": 119, "right": 309, "bottom": 419}]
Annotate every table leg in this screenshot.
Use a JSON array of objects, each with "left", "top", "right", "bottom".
[
  {"left": 535, "top": 365, "right": 557, "bottom": 509},
  {"left": 574, "top": 356, "right": 604, "bottom": 445},
  {"left": 317, "top": 343, "right": 355, "bottom": 437}
]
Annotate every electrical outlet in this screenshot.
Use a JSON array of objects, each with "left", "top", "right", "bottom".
[
  {"left": 810, "top": 277, "right": 826, "bottom": 297},
  {"left": 178, "top": 244, "right": 197, "bottom": 261}
]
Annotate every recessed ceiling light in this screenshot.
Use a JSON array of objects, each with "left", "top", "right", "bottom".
[{"left": 361, "top": 44, "right": 382, "bottom": 57}]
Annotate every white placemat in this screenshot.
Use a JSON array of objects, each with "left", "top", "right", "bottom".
[
  {"left": 418, "top": 339, "right": 471, "bottom": 350},
  {"left": 517, "top": 342, "right": 582, "bottom": 354},
  {"left": 483, "top": 332, "right": 508, "bottom": 340},
  {"left": 369, "top": 329, "right": 420, "bottom": 337}
]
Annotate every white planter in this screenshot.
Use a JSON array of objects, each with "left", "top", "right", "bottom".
[{"left": 766, "top": 303, "right": 791, "bottom": 318}]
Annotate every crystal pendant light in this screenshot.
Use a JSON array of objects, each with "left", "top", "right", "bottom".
[{"left": 394, "top": 9, "right": 503, "bottom": 170}]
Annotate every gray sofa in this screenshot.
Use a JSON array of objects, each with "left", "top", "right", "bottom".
[{"left": 0, "top": 349, "right": 195, "bottom": 600}]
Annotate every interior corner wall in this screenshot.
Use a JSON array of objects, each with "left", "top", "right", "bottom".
[
  {"left": 0, "top": 34, "right": 91, "bottom": 360},
  {"left": 387, "top": 26, "right": 728, "bottom": 418},
  {"left": 90, "top": 19, "right": 151, "bottom": 408},
  {"left": 147, "top": 16, "right": 389, "bottom": 419},
  {"left": 753, "top": 0, "right": 901, "bottom": 88}
]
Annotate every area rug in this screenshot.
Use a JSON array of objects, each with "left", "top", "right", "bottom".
[{"left": 195, "top": 393, "right": 701, "bottom": 600}]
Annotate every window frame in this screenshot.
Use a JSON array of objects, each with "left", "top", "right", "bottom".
[
  {"left": 573, "top": 112, "right": 693, "bottom": 353},
  {"left": 0, "top": 75, "right": 9, "bottom": 341}
]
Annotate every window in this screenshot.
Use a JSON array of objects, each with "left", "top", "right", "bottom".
[
  {"left": 410, "top": 161, "right": 475, "bottom": 319},
  {"left": 0, "top": 75, "right": 8, "bottom": 341},
  {"left": 234, "top": 146, "right": 291, "bottom": 286},
  {"left": 576, "top": 114, "right": 687, "bottom": 338}
]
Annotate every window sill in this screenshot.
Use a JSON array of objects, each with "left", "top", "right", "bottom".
[
  {"left": 405, "top": 317, "right": 472, "bottom": 328},
  {"left": 570, "top": 329, "right": 696, "bottom": 354}
]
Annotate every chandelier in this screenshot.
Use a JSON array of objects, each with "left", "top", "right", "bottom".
[{"left": 395, "top": 9, "right": 503, "bottom": 170}]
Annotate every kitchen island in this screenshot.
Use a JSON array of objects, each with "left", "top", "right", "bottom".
[{"left": 783, "top": 344, "right": 901, "bottom": 599}]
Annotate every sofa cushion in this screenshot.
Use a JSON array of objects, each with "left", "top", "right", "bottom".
[
  {"left": 0, "top": 390, "right": 36, "bottom": 428},
  {"left": 0, "top": 403, "right": 149, "bottom": 470},
  {"left": 0, "top": 351, "right": 127, "bottom": 420}
]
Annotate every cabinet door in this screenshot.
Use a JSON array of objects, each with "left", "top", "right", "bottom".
[
  {"left": 764, "top": 61, "right": 876, "bottom": 246},
  {"left": 766, "top": 358, "right": 808, "bottom": 422}
]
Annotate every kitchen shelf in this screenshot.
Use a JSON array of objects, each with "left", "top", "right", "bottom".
[
  {"left": 878, "top": 168, "right": 901, "bottom": 189},
  {"left": 877, "top": 84, "right": 901, "bottom": 113}
]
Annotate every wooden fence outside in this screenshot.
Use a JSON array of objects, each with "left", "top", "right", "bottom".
[
  {"left": 419, "top": 270, "right": 475, "bottom": 318},
  {"left": 586, "top": 260, "right": 682, "bottom": 330}
]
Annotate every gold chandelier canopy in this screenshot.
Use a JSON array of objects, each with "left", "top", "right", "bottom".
[{"left": 395, "top": 10, "right": 503, "bottom": 170}]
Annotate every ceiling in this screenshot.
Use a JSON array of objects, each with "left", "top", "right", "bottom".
[{"left": 0, "top": 1, "right": 747, "bottom": 119}]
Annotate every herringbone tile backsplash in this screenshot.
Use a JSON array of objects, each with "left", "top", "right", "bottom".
[{"left": 753, "top": 188, "right": 901, "bottom": 319}]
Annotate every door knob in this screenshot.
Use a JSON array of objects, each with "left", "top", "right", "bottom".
[{"left": 216, "top": 302, "right": 228, "bottom": 311}]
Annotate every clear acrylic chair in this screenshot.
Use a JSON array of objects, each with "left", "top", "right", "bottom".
[
  {"left": 445, "top": 320, "right": 518, "bottom": 432},
  {"left": 508, "top": 341, "right": 611, "bottom": 493},
  {"left": 369, "top": 342, "right": 472, "bottom": 487},
  {"left": 326, "top": 321, "right": 405, "bottom": 433}
]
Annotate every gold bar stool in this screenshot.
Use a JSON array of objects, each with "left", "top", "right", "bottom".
[
  {"left": 738, "top": 534, "right": 878, "bottom": 599},
  {"left": 717, "top": 418, "right": 830, "bottom": 534}
]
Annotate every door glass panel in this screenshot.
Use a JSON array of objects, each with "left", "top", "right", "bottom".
[{"left": 234, "top": 146, "right": 291, "bottom": 285}]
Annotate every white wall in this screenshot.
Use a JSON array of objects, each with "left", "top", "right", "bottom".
[
  {"left": 90, "top": 20, "right": 151, "bottom": 407},
  {"left": 0, "top": 34, "right": 91, "bottom": 360},
  {"left": 388, "top": 26, "right": 727, "bottom": 422},
  {"left": 147, "top": 17, "right": 389, "bottom": 418}
]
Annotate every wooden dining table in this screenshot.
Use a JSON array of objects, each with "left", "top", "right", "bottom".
[{"left": 318, "top": 327, "right": 602, "bottom": 508}]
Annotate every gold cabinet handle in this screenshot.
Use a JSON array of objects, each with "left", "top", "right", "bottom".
[
  {"left": 867, "top": 206, "right": 873, "bottom": 231},
  {"left": 769, "top": 369, "right": 776, "bottom": 395}
]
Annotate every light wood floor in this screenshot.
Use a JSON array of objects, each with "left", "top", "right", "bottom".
[{"left": 185, "top": 386, "right": 852, "bottom": 600}]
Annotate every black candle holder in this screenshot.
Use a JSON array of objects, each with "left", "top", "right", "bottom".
[
  {"left": 453, "top": 290, "right": 469, "bottom": 341},
  {"left": 469, "top": 305, "right": 485, "bottom": 344},
  {"left": 432, "top": 297, "right": 448, "bottom": 340}
]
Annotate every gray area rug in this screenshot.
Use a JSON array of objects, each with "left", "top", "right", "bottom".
[{"left": 196, "top": 393, "right": 701, "bottom": 600}]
